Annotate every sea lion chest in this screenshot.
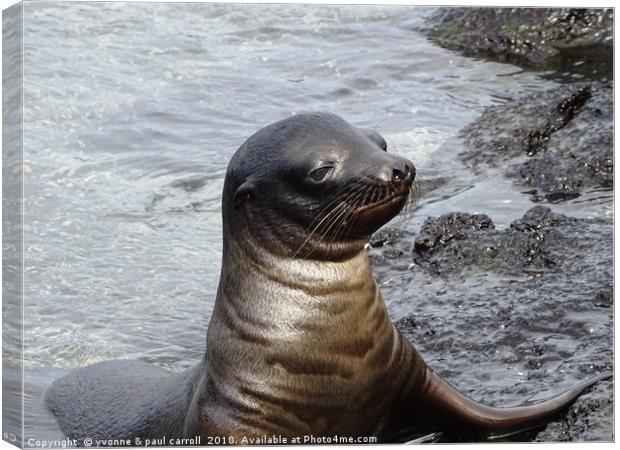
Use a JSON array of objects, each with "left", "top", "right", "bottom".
[{"left": 184, "top": 250, "right": 407, "bottom": 439}]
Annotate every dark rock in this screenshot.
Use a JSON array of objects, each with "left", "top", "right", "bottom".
[
  {"left": 375, "top": 205, "right": 612, "bottom": 441},
  {"left": 533, "top": 381, "right": 613, "bottom": 442},
  {"left": 521, "top": 86, "right": 591, "bottom": 157},
  {"left": 424, "top": 8, "right": 613, "bottom": 76},
  {"left": 459, "top": 82, "right": 613, "bottom": 200},
  {"left": 414, "top": 212, "right": 494, "bottom": 254},
  {"left": 410, "top": 206, "right": 607, "bottom": 276},
  {"left": 368, "top": 228, "right": 416, "bottom": 271},
  {"left": 369, "top": 228, "right": 407, "bottom": 248}
]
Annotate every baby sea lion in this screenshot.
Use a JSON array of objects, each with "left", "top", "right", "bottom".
[{"left": 45, "top": 112, "right": 610, "bottom": 444}]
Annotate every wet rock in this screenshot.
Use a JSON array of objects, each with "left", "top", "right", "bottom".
[
  {"left": 410, "top": 206, "right": 595, "bottom": 276},
  {"left": 521, "top": 86, "right": 592, "bottom": 157},
  {"left": 459, "top": 82, "right": 613, "bottom": 201},
  {"left": 368, "top": 228, "right": 416, "bottom": 270},
  {"left": 533, "top": 380, "right": 613, "bottom": 442},
  {"left": 424, "top": 8, "right": 613, "bottom": 76},
  {"left": 369, "top": 227, "right": 408, "bottom": 248},
  {"left": 414, "top": 212, "right": 494, "bottom": 254},
  {"left": 371, "top": 205, "right": 612, "bottom": 441}
]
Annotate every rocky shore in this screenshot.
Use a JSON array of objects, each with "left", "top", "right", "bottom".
[
  {"left": 370, "top": 206, "right": 612, "bottom": 442},
  {"left": 460, "top": 82, "right": 612, "bottom": 203},
  {"left": 424, "top": 8, "right": 613, "bottom": 78},
  {"left": 368, "top": 7, "right": 614, "bottom": 442}
]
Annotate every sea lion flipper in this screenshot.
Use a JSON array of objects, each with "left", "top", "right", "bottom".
[
  {"left": 44, "top": 360, "right": 201, "bottom": 441},
  {"left": 403, "top": 367, "right": 612, "bottom": 438},
  {"left": 482, "top": 371, "right": 613, "bottom": 438}
]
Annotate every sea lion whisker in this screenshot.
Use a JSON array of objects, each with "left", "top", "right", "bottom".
[
  {"left": 302, "top": 185, "right": 372, "bottom": 258},
  {"left": 339, "top": 185, "right": 379, "bottom": 241},
  {"left": 294, "top": 183, "right": 366, "bottom": 256},
  {"left": 353, "top": 184, "right": 376, "bottom": 209},
  {"left": 392, "top": 177, "right": 420, "bottom": 233},
  {"left": 332, "top": 200, "right": 364, "bottom": 247},
  {"left": 296, "top": 187, "right": 366, "bottom": 258},
  {"left": 299, "top": 205, "right": 355, "bottom": 259},
  {"left": 371, "top": 185, "right": 381, "bottom": 204},
  {"left": 325, "top": 184, "right": 369, "bottom": 223},
  {"left": 404, "top": 178, "right": 420, "bottom": 221},
  {"left": 393, "top": 198, "right": 411, "bottom": 232},
  {"left": 312, "top": 205, "right": 356, "bottom": 254},
  {"left": 304, "top": 187, "right": 370, "bottom": 257},
  {"left": 327, "top": 184, "right": 375, "bottom": 247},
  {"left": 364, "top": 185, "right": 377, "bottom": 206},
  {"left": 293, "top": 202, "right": 349, "bottom": 258},
  {"left": 309, "top": 183, "right": 366, "bottom": 230},
  {"left": 302, "top": 180, "right": 367, "bottom": 235},
  {"left": 328, "top": 192, "right": 368, "bottom": 248}
]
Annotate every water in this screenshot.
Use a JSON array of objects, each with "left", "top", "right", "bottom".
[{"left": 5, "top": 1, "right": 593, "bottom": 443}]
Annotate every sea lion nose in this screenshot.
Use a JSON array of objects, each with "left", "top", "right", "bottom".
[
  {"left": 391, "top": 162, "right": 415, "bottom": 186},
  {"left": 376, "top": 157, "right": 416, "bottom": 185}
]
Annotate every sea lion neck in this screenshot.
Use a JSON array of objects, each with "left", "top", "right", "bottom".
[
  {"left": 220, "top": 236, "right": 372, "bottom": 295},
  {"left": 223, "top": 203, "right": 369, "bottom": 261},
  {"left": 202, "top": 234, "right": 402, "bottom": 436},
  {"left": 205, "top": 236, "right": 383, "bottom": 355}
]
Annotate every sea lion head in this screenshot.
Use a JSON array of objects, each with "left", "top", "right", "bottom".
[{"left": 222, "top": 112, "right": 416, "bottom": 260}]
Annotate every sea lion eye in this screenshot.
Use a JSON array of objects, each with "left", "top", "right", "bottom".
[{"left": 309, "top": 166, "right": 333, "bottom": 183}]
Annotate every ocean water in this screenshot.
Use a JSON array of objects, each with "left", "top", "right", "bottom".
[{"left": 5, "top": 1, "right": 608, "bottom": 443}]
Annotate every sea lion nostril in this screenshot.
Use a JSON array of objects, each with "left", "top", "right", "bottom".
[{"left": 392, "top": 168, "right": 405, "bottom": 184}]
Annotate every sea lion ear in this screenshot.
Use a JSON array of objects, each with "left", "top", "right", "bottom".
[
  {"left": 360, "top": 128, "right": 388, "bottom": 151},
  {"left": 233, "top": 180, "right": 255, "bottom": 208}
]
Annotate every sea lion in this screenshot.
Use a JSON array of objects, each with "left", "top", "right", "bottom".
[{"left": 45, "top": 112, "right": 610, "bottom": 444}]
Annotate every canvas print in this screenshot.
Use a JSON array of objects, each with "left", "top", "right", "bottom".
[{"left": 2, "top": 1, "right": 614, "bottom": 447}]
